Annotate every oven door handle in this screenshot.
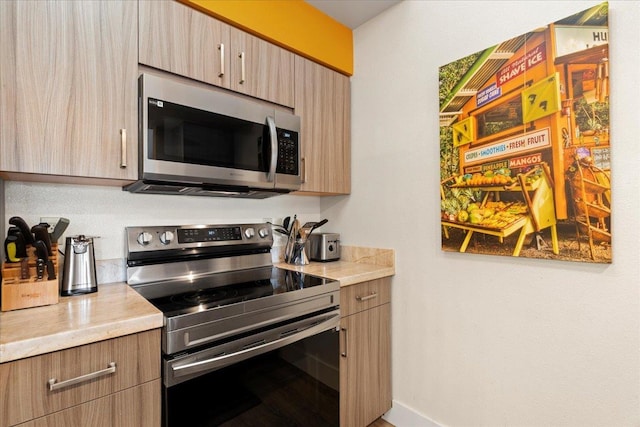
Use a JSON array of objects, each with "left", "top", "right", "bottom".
[{"left": 170, "top": 311, "right": 339, "bottom": 379}]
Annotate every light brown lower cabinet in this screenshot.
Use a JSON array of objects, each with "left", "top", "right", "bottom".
[
  {"left": 0, "top": 329, "right": 161, "bottom": 427},
  {"left": 340, "top": 278, "right": 392, "bottom": 427},
  {"left": 16, "top": 380, "right": 160, "bottom": 427}
]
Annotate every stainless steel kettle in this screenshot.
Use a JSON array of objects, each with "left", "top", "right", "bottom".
[{"left": 60, "top": 235, "right": 98, "bottom": 296}]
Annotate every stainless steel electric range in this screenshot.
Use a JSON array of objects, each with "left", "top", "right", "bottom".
[{"left": 126, "top": 223, "right": 340, "bottom": 427}]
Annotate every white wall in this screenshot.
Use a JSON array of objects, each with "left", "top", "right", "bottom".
[{"left": 322, "top": 1, "right": 640, "bottom": 425}]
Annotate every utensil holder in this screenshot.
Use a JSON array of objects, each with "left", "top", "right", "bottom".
[
  {"left": 1, "top": 243, "right": 59, "bottom": 311},
  {"left": 289, "top": 239, "right": 310, "bottom": 265}
]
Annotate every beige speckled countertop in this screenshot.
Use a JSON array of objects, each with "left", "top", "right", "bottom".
[
  {"left": 277, "top": 246, "right": 395, "bottom": 286},
  {"left": 0, "top": 283, "right": 163, "bottom": 363}
]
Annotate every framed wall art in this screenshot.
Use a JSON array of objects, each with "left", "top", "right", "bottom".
[{"left": 439, "top": 2, "right": 610, "bottom": 263}]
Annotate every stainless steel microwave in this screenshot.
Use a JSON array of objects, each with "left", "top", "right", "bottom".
[{"left": 125, "top": 73, "right": 301, "bottom": 198}]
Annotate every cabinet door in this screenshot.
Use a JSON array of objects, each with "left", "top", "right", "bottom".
[
  {"left": 229, "top": 28, "right": 295, "bottom": 107},
  {"left": 340, "top": 303, "right": 392, "bottom": 427},
  {"left": 139, "top": 0, "right": 231, "bottom": 89},
  {"left": 295, "top": 56, "right": 351, "bottom": 194},
  {"left": 0, "top": 1, "right": 137, "bottom": 180}
]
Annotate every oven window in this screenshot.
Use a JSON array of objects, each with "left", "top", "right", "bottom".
[
  {"left": 476, "top": 96, "right": 523, "bottom": 138},
  {"left": 164, "top": 328, "right": 339, "bottom": 427},
  {"left": 148, "top": 99, "right": 269, "bottom": 172}
]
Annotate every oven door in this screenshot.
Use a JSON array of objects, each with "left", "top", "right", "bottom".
[{"left": 163, "top": 309, "right": 340, "bottom": 426}]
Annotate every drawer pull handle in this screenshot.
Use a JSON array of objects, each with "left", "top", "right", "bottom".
[
  {"left": 48, "top": 362, "right": 116, "bottom": 391},
  {"left": 356, "top": 292, "right": 377, "bottom": 302}
]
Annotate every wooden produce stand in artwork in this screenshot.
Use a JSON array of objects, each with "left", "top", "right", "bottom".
[
  {"left": 442, "top": 163, "right": 559, "bottom": 257},
  {"left": 567, "top": 158, "right": 611, "bottom": 260},
  {"left": 1, "top": 244, "right": 59, "bottom": 311}
]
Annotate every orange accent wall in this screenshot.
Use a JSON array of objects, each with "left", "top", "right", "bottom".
[{"left": 181, "top": 0, "right": 354, "bottom": 76}]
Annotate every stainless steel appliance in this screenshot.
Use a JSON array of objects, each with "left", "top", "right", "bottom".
[
  {"left": 125, "top": 73, "right": 301, "bottom": 198},
  {"left": 60, "top": 235, "right": 98, "bottom": 295},
  {"left": 308, "top": 232, "right": 341, "bottom": 262},
  {"left": 126, "top": 223, "right": 340, "bottom": 426}
]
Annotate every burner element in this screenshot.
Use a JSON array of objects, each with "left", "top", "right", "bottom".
[{"left": 170, "top": 289, "right": 235, "bottom": 307}]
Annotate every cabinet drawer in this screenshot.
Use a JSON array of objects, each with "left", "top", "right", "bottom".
[
  {"left": 16, "top": 380, "right": 161, "bottom": 427},
  {"left": 340, "top": 278, "right": 391, "bottom": 317},
  {"left": 0, "top": 330, "right": 160, "bottom": 427}
]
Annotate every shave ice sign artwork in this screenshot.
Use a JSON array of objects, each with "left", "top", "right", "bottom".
[{"left": 439, "top": 2, "right": 611, "bottom": 263}]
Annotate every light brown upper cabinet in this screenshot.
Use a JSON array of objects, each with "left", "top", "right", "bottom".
[
  {"left": 139, "top": 0, "right": 295, "bottom": 108},
  {"left": 294, "top": 56, "right": 351, "bottom": 195},
  {"left": 0, "top": 1, "right": 138, "bottom": 181},
  {"left": 228, "top": 27, "right": 295, "bottom": 108},
  {"left": 139, "top": 0, "right": 231, "bottom": 90}
]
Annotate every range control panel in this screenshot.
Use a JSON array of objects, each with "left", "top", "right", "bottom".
[{"left": 126, "top": 223, "right": 273, "bottom": 254}]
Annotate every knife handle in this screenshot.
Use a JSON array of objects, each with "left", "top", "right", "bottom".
[
  {"left": 33, "top": 240, "right": 50, "bottom": 261},
  {"left": 46, "top": 260, "right": 57, "bottom": 280},
  {"left": 4, "top": 238, "right": 20, "bottom": 262},
  {"left": 7, "top": 227, "right": 28, "bottom": 258},
  {"left": 9, "top": 217, "right": 35, "bottom": 245},
  {"left": 50, "top": 218, "right": 70, "bottom": 243},
  {"left": 20, "top": 259, "right": 30, "bottom": 280},
  {"left": 36, "top": 259, "right": 45, "bottom": 280},
  {"left": 32, "top": 225, "right": 52, "bottom": 256}
]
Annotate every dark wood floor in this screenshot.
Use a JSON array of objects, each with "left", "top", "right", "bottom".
[{"left": 369, "top": 418, "right": 394, "bottom": 427}]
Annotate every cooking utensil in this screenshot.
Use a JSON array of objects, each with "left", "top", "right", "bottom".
[
  {"left": 298, "top": 219, "right": 329, "bottom": 240},
  {"left": 309, "top": 219, "right": 328, "bottom": 234},
  {"left": 285, "top": 219, "right": 299, "bottom": 263}
]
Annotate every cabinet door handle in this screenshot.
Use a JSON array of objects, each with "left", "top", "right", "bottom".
[
  {"left": 239, "top": 51, "right": 246, "bottom": 84},
  {"left": 301, "top": 157, "right": 306, "bottom": 184},
  {"left": 340, "top": 327, "right": 348, "bottom": 358},
  {"left": 119, "top": 129, "right": 127, "bottom": 168},
  {"left": 356, "top": 292, "right": 378, "bottom": 302},
  {"left": 218, "top": 43, "right": 225, "bottom": 77},
  {"left": 48, "top": 362, "right": 117, "bottom": 391}
]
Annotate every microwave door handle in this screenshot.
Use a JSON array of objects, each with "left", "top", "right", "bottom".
[{"left": 266, "top": 116, "right": 277, "bottom": 182}]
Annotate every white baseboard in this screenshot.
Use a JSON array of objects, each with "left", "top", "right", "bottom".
[{"left": 382, "top": 400, "right": 441, "bottom": 427}]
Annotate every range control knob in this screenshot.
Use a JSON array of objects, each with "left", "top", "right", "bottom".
[
  {"left": 244, "top": 228, "right": 255, "bottom": 239},
  {"left": 258, "top": 228, "right": 269, "bottom": 238},
  {"left": 137, "top": 232, "right": 153, "bottom": 246},
  {"left": 159, "top": 231, "right": 174, "bottom": 245}
]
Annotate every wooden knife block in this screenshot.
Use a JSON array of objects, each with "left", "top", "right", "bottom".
[{"left": 1, "top": 243, "right": 59, "bottom": 311}]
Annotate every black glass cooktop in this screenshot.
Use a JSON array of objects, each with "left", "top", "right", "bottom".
[{"left": 144, "top": 267, "right": 329, "bottom": 316}]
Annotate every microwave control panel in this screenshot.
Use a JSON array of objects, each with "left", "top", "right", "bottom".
[{"left": 276, "top": 129, "right": 299, "bottom": 176}]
